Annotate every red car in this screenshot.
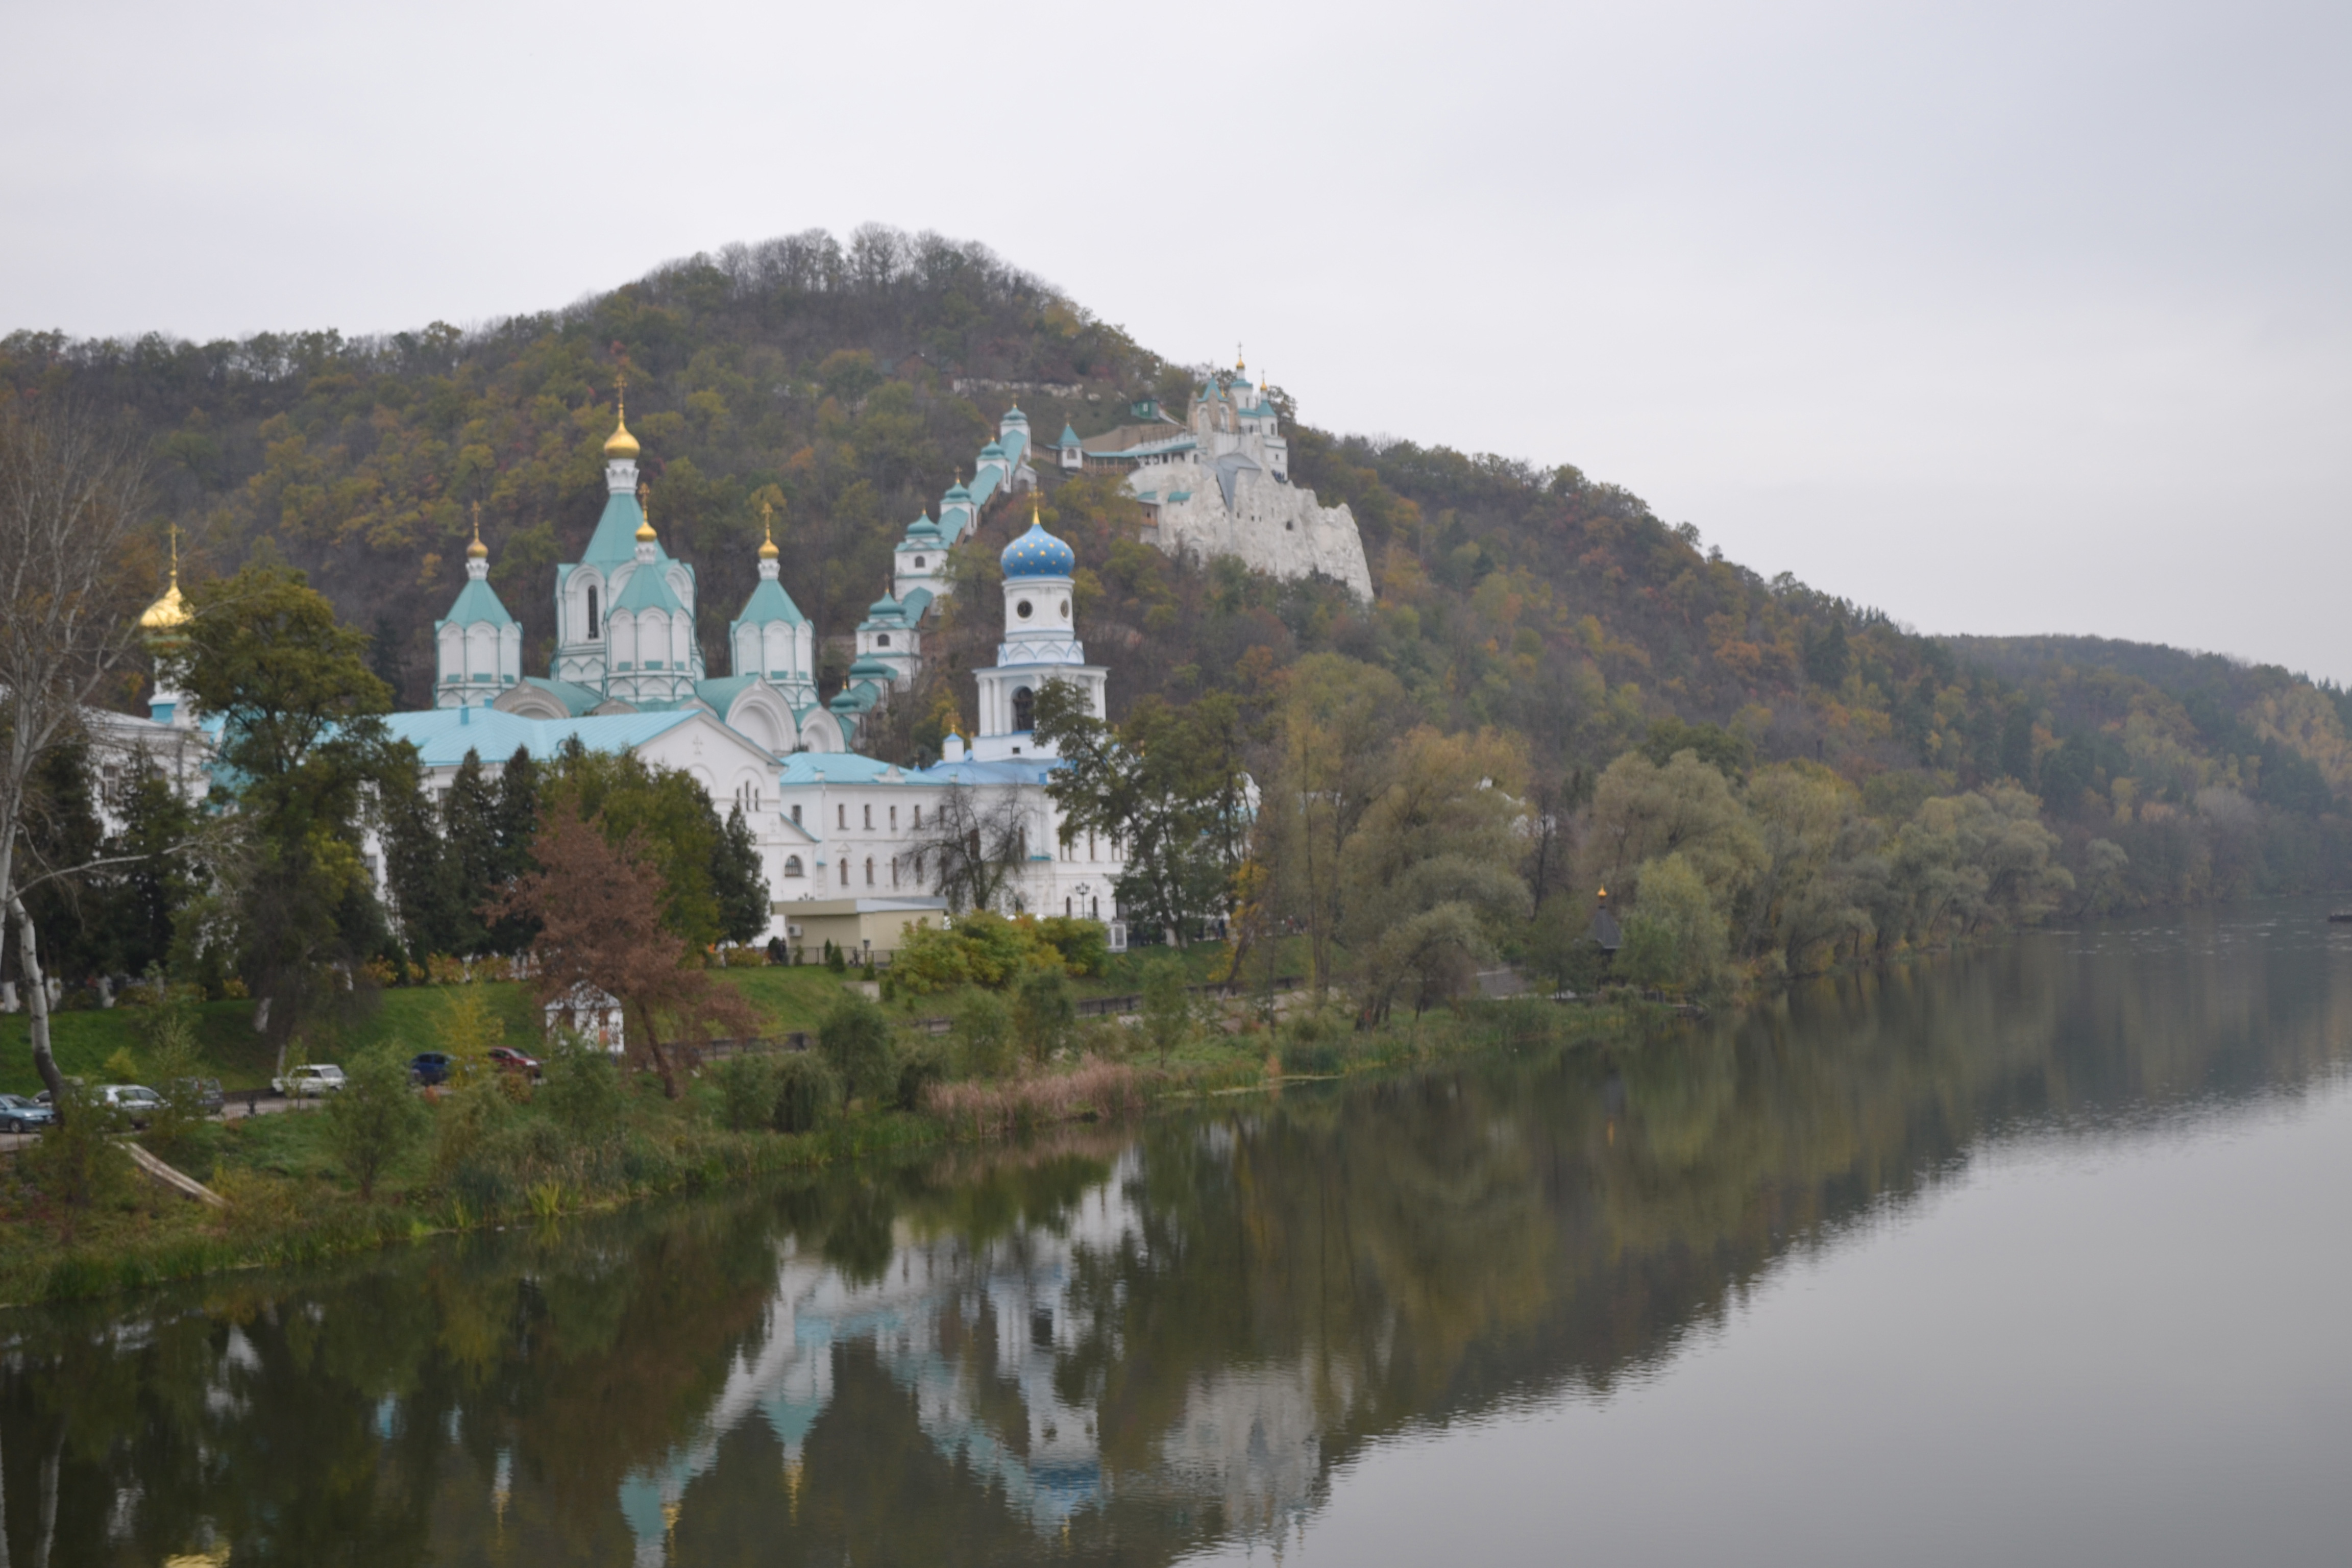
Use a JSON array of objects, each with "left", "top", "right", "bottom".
[{"left": 488, "top": 1046, "right": 543, "bottom": 1080}]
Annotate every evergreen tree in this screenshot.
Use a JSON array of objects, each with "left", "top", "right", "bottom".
[
  {"left": 441, "top": 749, "right": 501, "bottom": 953},
  {"left": 94, "top": 758, "right": 200, "bottom": 977},
  {"left": 712, "top": 803, "right": 768, "bottom": 945},
  {"left": 379, "top": 748, "right": 459, "bottom": 965}
]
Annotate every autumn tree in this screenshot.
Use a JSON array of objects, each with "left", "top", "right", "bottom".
[
  {"left": 494, "top": 801, "right": 757, "bottom": 1098},
  {"left": 0, "top": 397, "right": 152, "bottom": 1104}
]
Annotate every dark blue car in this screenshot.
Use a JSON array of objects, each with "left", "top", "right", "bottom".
[{"left": 409, "top": 1051, "right": 452, "bottom": 1087}]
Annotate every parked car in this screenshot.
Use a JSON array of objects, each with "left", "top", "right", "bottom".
[
  {"left": 162, "top": 1076, "right": 225, "bottom": 1117},
  {"left": 488, "top": 1046, "right": 543, "bottom": 1080},
  {"left": 273, "top": 1064, "right": 347, "bottom": 1097},
  {"left": 99, "top": 1084, "right": 165, "bottom": 1128},
  {"left": 0, "top": 1094, "right": 54, "bottom": 1134},
  {"left": 32, "top": 1076, "right": 86, "bottom": 1108},
  {"left": 409, "top": 1051, "right": 452, "bottom": 1087}
]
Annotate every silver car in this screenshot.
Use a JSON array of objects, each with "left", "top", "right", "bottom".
[
  {"left": 0, "top": 1094, "right": 54, "bottom": 1134},
  {"left": 273, "top": 1064, "right": 347, "bottom": 1098},
  {"left": 98, "top": 1084, "right": 165, "bottom": 1129}
]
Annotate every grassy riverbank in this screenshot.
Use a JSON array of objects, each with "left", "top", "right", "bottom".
[{"left": 0, "top": 980, "right": 1635, "bottom": 1307}]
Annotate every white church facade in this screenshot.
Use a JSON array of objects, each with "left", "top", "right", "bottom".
[{"left": 378, "top": 392, "right": 1112, "bottom": 950}]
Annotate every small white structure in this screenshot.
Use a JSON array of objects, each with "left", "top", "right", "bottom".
[{"left": 545, "top": 983, "right": 625, "bottom": 1054}]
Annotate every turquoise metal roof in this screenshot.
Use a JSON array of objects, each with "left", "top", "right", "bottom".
[
  {"left": 968, "top": 469, "right": 1001, "bottom": 507},
  {"left": 614, "top": 563, "right": 683, "bottom": 614},
  {"left": 581, "top": 490, "right": 657, "bottom": 566},
  {"left": 1002, "top": 405, "right": 1027, "bottom": 422},
  {"left": 978, "top": 442, "right": 1006, "bottom": 460},
  {"left": 439, "top": 576, "right": 517, "bottom": 629},
  {"left": 848, "top": 654, "right": 894, "bottom": 679},
  {"left": 1001, "top": 519, "right": 1076, "bottom": 579},
  {"left": 865, "top": 591, "right": 901, "bottom": 620},
  {"left": 943, "top": 481, "right": 971, "bottom": 503},
  {"left": 517, "top": 676, "right": 605, "bottom": 716},
  {"left": 384, "top": 707, "right": 695, "bottom": 768},
  {"left": 731, "top": 576, "right": 806, "bottom": 628},
  {"left": 1058, "top": 424, "right": 1082, "bottom": 447},
  {"left": 899, "top": 586, "right": 935, "bottom": 622},
  {"left": 903, "top": 513, "right": 941, "bottom": 541},
  {"left": 693, "top": 675, "right": 760, "bottom": 710}
]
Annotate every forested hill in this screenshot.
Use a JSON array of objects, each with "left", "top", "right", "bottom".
[{"left": 6, "top": 224, "right": 2350, "bottom": 905}]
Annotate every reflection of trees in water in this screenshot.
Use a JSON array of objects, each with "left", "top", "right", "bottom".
[{"left": 4, "top": 910, "right": 2347, "bottom": 1565}]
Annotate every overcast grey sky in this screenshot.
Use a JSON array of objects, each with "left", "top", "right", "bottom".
[{"left": 11, "top": 1, "right": 2347, "bottom": 677}]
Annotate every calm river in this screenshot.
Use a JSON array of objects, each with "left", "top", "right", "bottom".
[{"left": 7, "top": 897, "right": 2351, "bottom": 1565}]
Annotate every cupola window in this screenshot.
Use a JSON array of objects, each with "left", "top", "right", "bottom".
[
  {"left": 1016, "top": 599, "right": 1034, "bottom": 620},
  {"left": 1012, "top": 686, "right": 1035, "bottom": 731},
  {"left": 586, "top": 586, "right": 600, "bottom": 639}
]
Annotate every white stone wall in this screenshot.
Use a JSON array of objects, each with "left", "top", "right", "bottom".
[{"left": 1138, "top": 461, "right": 1375, "bottom": 601}]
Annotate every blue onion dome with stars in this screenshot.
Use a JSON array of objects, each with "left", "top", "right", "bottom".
[{"left": 1001, "top": 505, "right": 1076, "bottom": 579}]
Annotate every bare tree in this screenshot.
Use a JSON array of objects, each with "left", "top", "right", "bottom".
[
  {"left": 905, "top": 781, "right": 1034, "bottom": 914},
  {"left": 0, "top": 398, "right": 152, "bottom": 1102}
]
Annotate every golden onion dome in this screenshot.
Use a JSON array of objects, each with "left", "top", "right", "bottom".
[
  {"left": 604, "top": 375, "right": 641, "bottom": 458},
  {"left": 758, "top": 502, "right": 780, "bottom": 560},
  {"left": 635, "top": 485, "right": 656, "bottom": 543},
  {"left": 635, "top": 519, "right": 657, "bottom": 543},
  {"left": 141, "top": 526, "right": 191, "bottom": 631},
  {"left": 467, "top": 502, "right": 489, "bottom": 559},
  {"left": 139, "top": 579, "right": 189, "bottom": 632}
]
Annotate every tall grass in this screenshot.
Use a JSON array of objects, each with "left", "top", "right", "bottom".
[{"left": 922, "top": 1057, "right": 1147, "bottom": 1141}]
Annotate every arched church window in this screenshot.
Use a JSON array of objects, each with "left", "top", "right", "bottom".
[
  {"left": 877, "top": 633, "right": 891, "bottom": 648},
  {"left": 864, "top": 857, "right": 875, "bottom": 886},
  {"left": 784, "top": 856, "right": 804, "bottom": 877},
  {"left": 586, "top": 586, "right": 600, "bottom": 639},
  {"left": 1012, "top": 687, "right": 1035, "bottom": 731},
  {"left": 913, "top": 556, "right": 925, "bottom": 569}
]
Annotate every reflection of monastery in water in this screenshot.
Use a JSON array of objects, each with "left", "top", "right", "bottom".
[{"left": 612, "top": 1147, "right": 1320, "bottom": 1564}]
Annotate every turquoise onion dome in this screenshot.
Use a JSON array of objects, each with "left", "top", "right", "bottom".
[
  {"left": 905, "top": 512, "right": 941, "bottom": 541},
  {"left": 867, "top": 591, "right": 901, "bottom": 619},
  {"left": 1001, "top": 516, "right": 1075, "bottom": 579}
]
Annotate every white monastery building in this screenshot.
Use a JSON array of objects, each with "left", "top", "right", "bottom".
[{"left": 117, "top": 361, "right": 1366, "bottom": 958}]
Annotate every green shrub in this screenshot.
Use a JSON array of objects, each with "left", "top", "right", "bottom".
[
  {"left": 540, "top": 1037, "right": 625, "bottom": 1148},
  {"left": 324, "top": 1044, "right": 427, "bottom": 1199},
  {"left": 893, "top": 1036, "right": 949, "bottom": 1112},
  {"left": 717, "top": 1054, "right": 778, "bottom": 1132},
  {"left": 1013, "top": 968, "right": 1076, "bottom": 1065},
  {"left": 771, "top": 1052, "right": 840, "bottom": 1133},
  {"left": 953, "top": 990, "right": 1013, "bottom": 1077},
  {"left": 1035, "top": 916, "right": 1110, "bottom": 977},
  {"left": 20, "top": 1085, "right": 129, "bottom": 1231},
  {"left": 818, "top": 994, "right": 896, "bottom": 1102},
  {"left": 1139, "top": 960, "right": 1192, "bottom": 1066}
]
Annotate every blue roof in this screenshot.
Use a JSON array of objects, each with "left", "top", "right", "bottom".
[
  {"left": 774, "top": 751, "right": 1060, "bottom": 789},
  {"left": 614, "top": 562, "right": 683, "bottom": 614},
  {"left": 1058, "top": 424, "right": 1082, "bottom": 447},
  {"left": 384, "top": 708, "right": 697, "bottom": 768},
  {"left": 581, "top": 490, "right": 657, "bottom": 567},
  {"left": 1001, "top": 519, "right": 1076, "bottom": 579},
  {"left": 978, "top": 442, "right": 1007, "bottom": 460},
  {"left": 731, "top": 575, "right": 806, "bottom": 629},
  {"left": 517, "top": 676, "right": 605, "bottom": 716},
  {"left": 943, "top": 481, "right": 972, "bottom": 504},
  {"left": 439, "top": 576, "right": 516, "bottom": 629},
  {"left": 693, "top": 675, "right": 761, "bottom": 710},
  {"left": 1002, "top": 405, "right": 1028, "bottom": 423},
  {"left": 899, "top": 586, "right": 935, "bottom": 623},
  {"left": 968, "top": 469, "right": 1001, "bottom": 507},
  {"left": 864, "top": 591, "right": 901, "bottom": 620},
  {"left": 848, "top": 654, "right": 895, "bottom": 679},
  {"left": 903, "top": 513, "right": 941, "bottom": 541}
]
